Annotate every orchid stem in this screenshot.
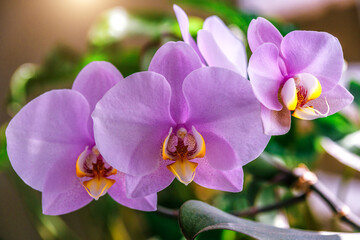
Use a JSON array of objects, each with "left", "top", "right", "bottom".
[
  {"left": 310, "top": 181, "right": 360, "bottom": 231},
  {"left": 157, "top": 205, "right": 179, "bottom": 218},
  {"left": 264, "top": 154, "right": 360, "bottom": 231},
  {"left": 156, "top": 155, "right": 360, "bottom": 231},
  {"left": 232, "top": 193, "right": 307, "bottom": 217}
]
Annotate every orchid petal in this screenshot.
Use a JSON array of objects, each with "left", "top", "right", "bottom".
[
  {"left": 75, "top": 147, "right": 95, "bottom": 178},
  {"left": 247, "top": 17, "right": 283, "bottom": 52},
  {"left": 248, "top": 43, "right": 284, "bottom": 111},
  {"left": 307, "top": 84, "right": 354, "bottom": 117},
  {"left": 191, "top": 126, "right": 206, "bottom": 158},
  {"left": 92, "top": 71, "right": 175, "bottom": 176},
  {"left": 281, "top": 78, "right": 297, "bottom": 111},
  {"left": 6, "top": 90, "right": 92, "bottom": 191},
  {"left": 199, "top": 131, "right": 238, "bottom": 170},
  {"left": 292, "top": 106, "right": 327, "bottom": 120},
  {"left": 42, "top": 156, "right": 92, "bottom": 215},
  {"left": 149, "top": 41, "right": 202, "bottom": 123},
  {"left": 82, "top": 177, "right": 115, "bottom": 200},
  {"left": 162, "top": 127, "right": 175, "bottom": 160},
  {"left": 281, "top": 31, "right": 343, "bottom": 92},
  {"left": 72, "top": 61, "right": 123, "bottom": 136},
  {"left": 197, "top": 30, "right": 245, "bottom": 78},
  {"left": 261, "top": 104, "right": 291, "bottom": 136},
  {"left": 125, "top": 160, "right": 175, "bottom": 198},
  {"left": 72, "top": 61, "right": 123, "bottom": 112},
  {"left": 193, "top": 158, "right": 244, "bottom": 192},
  {"left": 183, "top": 67, "right": 270, "bottom": 167},
  {"left": 167, "top": 160, "right": 198, "bottom": 185},
  {"left": 173, "top": 5, "right": 205, "bottom": 64},
  {"left": 108, "top": 173, "right": 157, "bottom": 211},
  {"left": 295, "top": 73, "right": 322, "bottom": 101},
  {"left": 198, "top": 16, "right": 247, "bottom": 77}
]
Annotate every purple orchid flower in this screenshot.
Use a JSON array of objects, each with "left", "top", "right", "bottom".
[
  {"left": 92, "top": 42, "right": 270, "bottom": 198},
  {"left": 247, "top": 17, "right": 354, "bottom": 135},
  {"left": 6, "top": 62, "right": 157, "bottom": 215},
  {"left": 173, "top": 4, "right": 248, "bottom": 78}
]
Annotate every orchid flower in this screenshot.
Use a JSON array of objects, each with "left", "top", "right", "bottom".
[
  {"left": 92, "top": 42, "right": 270, "bottom": 198},
  {"left": 173, "top": 4, "right": 248, "bottom": 78},
  {"left": 6, "top": 62, "right": 157, "bottom": 215},
  {"left": 247, "top": 17, "right": 354, "bottom": 135}
]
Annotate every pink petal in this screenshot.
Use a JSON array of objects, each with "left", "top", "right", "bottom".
[
  {"left": 92, "top": 71, "right": 175, "bottom": 176},
  {"left": 72, "top": 61, "right": 123, "bottom": 112},
  {"left": 280, "top": 78, "right": 297, "bottom": 111},
  {"left": 248, "top": 43, "right": 284, "bottom": 111},
  {"left": 6, "top": 90, "right": 93, "bottom": 191},
  {"left": 108, "top": 173, "right": 157, "bottom": 211},
  {"left": 308, "top": 84, "right": 354, "bottom": 116},
  {"left": 183, "top": 67, "right": 270, "bottom": 167},
  {"left": 125, "top": 159, "right": 175, "bottom": 198},
  {"left": 173, "top": 4, "right": 205, "bottom": 64},
  {"left": 148, "top": 41, "right": 202, "bottom": 123},
  {"left": 193, "top": 157, "right": 244, "bottom": 192},
  {"left": 261, "top": 104, "right": 291, "bottom": 136},
  {"left": 281, "top": 31, "right": 343, "bottom": 92},
  {"left": 198, "top": 16, "right": 247, "bottom": 78},
  {"left": 72, "top": 61, "right": 123, "bottom": 136},
  {"left": 247, "top": 17, "right": 283, "bottom": 52},
  {"left": 42, "top": 155, "right": 92, "bottom": 215},
  {"left": 200, "top": 131, "right": 238, "bottom": 171},
  {"left": 197, "top": 30, "right": 244, "bottom": 78}
]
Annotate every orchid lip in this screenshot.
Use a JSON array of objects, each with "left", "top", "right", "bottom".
[
  {"left": 280, "top": 73, "right": 328, "bottom": 120},
  {"left": 292, "top": 97, "right": 330, "bottom": 120},
  {"left": 162, "top": 126, "right": 206, "bottom": 185},
  {"left": 76, "top": 146, "right": 117, "bottom": 200}
]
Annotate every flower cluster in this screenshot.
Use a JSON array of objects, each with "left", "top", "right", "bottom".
[{"left": 6, "top": 5, "right": 353, "bottom": 215}]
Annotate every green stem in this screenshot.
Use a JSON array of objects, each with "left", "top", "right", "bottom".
[{"left": 233, "top": 193, "right": 307, "bottom": 217}]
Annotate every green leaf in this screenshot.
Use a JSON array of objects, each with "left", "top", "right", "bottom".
[
  {"left": 0, "top": 123, "right": 10, "bottom": 169},
  {"left": 349, "top": 81, "right": 360, "bottom": 106},
  {"left": 179, "top": 200, "right": 359, "bottom": 240},
  {"left": 255, "top": 185, "right": 289, "bottom": 227}
]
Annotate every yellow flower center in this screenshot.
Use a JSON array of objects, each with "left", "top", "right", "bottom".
[
  {"left": 280, "top": 73, "right": 329, "bottom": 120},
  {"left": 76, "top": 146, "right": 117, "bottom": 200},
  {"left": 162, "top": 126, "right": 206, "bottom": 185}
]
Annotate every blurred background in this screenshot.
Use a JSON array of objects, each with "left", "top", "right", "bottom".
[{"left": 0, "top": 0, "right": 360, "bottom": 239}]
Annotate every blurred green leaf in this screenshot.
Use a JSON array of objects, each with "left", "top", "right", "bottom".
[
  {"left": 25, "top": 45, "right": 80, "bottom": 102},
  {"left": 178, "top": 0, "right": 295, "bottom": 35},
  {"left": 0, "top": 123, "right": 9, "bottom": 169},
  {"left": 179, "top": 200, "right": 359, "bottom": 240},
  {"left": 315, "top": 114, "right": 357, "bottom": 140},
  {"left": 349, "top": 81, "right": 360, "bottom": 106},
  {"left": 255, "top": 185, "right": 278, "bottom": 225},
  {"left": 244, "top": 152, "right": 280, "bottom": 180},
  {"left": 145, "top": 212, "right": 183, "bottom": 240}
]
